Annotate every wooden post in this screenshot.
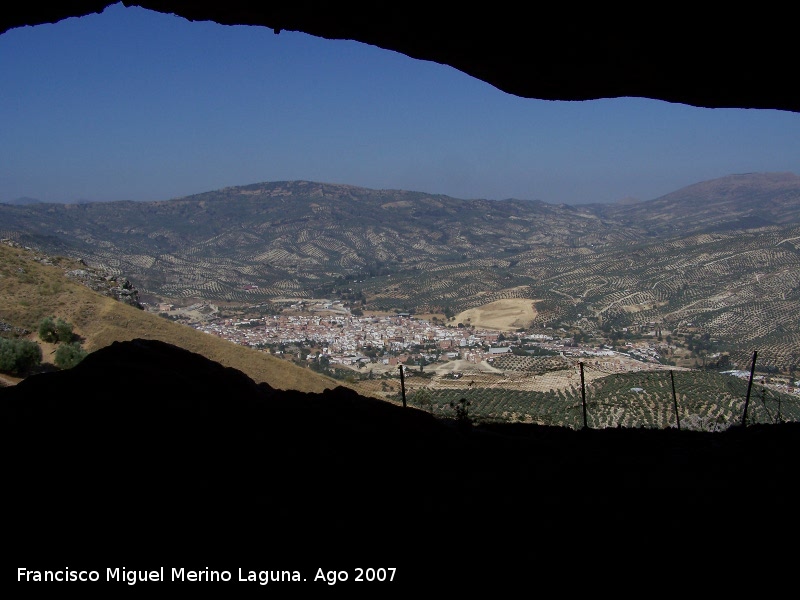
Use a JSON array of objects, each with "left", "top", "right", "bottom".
[
  {"left": 670, "top": 370, "right": 681, "bottom": 431},
  {"left": 741, "top": 351, "right": 757, "bottom": 427},
  {"left": 399, "top": 364, "right": 406, "bottom": 408},
  {"left": 580, "top": 362, "right": 587, "bottom": 429}
]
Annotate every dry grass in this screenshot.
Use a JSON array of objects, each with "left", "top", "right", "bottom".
[
  {"left": 453, "top": 298, "right": 539, "bottom": 331},
  {"left": 0, "top": 243, "right": 339, "bottom": 393}
]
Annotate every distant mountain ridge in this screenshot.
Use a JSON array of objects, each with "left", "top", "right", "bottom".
[
  {"left": 595, "top": 172, "right": 800, "bottom": 232},
  {"left": 2, "top": 196, "right": 42, "bottom": 205},
  {"left": 1, "top": 172, "right": 799, "bottom": 373}
]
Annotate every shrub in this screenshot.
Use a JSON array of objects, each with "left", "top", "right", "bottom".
[
  {"left": 448, "top": 397, "right": 472, "bottom": 429},
  {"left": 38, "top": 316, "right": 74, "bottom": 344},
  {"left": 55, "top": 318, "right": 74, "bottom": 343},
  {"left": 38, "top": 316, "right": 58, "bottom": 343},
  {"left": 54, "top": 342, "right": 87, "bottom": 370},
  {"left": 0, "top": 338, "right": 42, "bottom": 375}
]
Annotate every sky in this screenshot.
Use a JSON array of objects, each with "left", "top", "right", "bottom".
[{"left": 2, "top": 3, "right": 800, "bottom": 206}]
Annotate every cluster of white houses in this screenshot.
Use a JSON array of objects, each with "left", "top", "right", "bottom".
[
  {"left": 194, "top": 314, "right": 520, "bottom": 357},
  {"left": 157, "top": 302, "right": 799, "bottom": 393},
  {"left": 187, "top": 310, "right": 669, "bottom": 369},
  {"left": 191, "top": 312, "right": 555, "bottom": 363}
]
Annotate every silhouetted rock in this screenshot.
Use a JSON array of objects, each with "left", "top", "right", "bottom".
[{"left": 4, "top": 339, "right": 800, "bottom": 589}]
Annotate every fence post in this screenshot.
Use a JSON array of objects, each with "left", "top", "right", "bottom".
[
  {"left": 399, "top": 364, "right": 406, "bottom": 408},
  {"left": 670, "top": 370, "right": 681, "bottom": 431},
  {"left": 741, "top": 350, "right": 757, "bottom": 427},
  {"left": 580, "top": 362, "right": 587, "bottom": 429}
]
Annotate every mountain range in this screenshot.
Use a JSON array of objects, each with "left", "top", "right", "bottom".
[{"left": 2, "top": 172, "right": 799, "bottom": 374}]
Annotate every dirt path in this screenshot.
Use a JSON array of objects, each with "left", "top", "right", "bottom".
[{"left": 0, "top": 373, "right": 21, "bottom": 387}]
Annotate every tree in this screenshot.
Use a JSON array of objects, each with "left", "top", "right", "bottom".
[
  {"left": 0, "top": 338, "right": 42, "bottom": 375},
  {"left": 55, "top": 318, "right": 74, "bottom": 343},
  {"left": 38, "top": 316, "right": 74, "bottom": 343},
  {"left": 448, "top": 397, "right": 472, "bottom": 430},
  {"left": 38, "top": 316, "right": 58, "bottom": 343},
  {"left": 413, "top": 389, "right": 432, "bottom": 413},
  {"left": 54, "top": 342, "right": 87, "bottom": 370}
]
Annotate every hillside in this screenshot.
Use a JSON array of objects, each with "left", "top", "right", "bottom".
[
  {"left": 2, "top": 173, "right": 800, "bottom": 374},
  {"left": 0, "top": 240, "right": 339, "bottom": 393},
  {"left": 596, "top": 171, "right": 800, "bottom": 232}
]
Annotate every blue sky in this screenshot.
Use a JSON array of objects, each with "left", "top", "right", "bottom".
[{"left": 2, "top": 3, "right": 799, "bottom": 205}]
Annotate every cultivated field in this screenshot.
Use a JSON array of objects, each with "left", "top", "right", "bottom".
[{"left": 453, "top": 296, "right": 538, "bottom": 331}]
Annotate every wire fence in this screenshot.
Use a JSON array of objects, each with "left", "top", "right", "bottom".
[{"left": 343, "top": 351, "right": 800, "bottom": 431}]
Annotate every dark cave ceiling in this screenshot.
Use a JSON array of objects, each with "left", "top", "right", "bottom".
[{"left": 2, "top": 2, "right": 798, "bottom": 114}]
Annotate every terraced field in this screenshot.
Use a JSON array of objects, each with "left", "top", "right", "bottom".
[{"left": 350, "top": 362, "right": 800, "bottom": 431}]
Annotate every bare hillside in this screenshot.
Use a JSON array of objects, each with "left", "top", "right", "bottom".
[{"left": 0, "top": 241, "right": 339, "bottom": 392}]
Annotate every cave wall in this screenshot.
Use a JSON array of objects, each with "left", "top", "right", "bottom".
[{"left": 3, "top": 2, "right": 798, "bottom": 113}]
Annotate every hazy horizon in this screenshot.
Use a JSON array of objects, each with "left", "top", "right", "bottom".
[{"left": 2, "top": 2, "right": 800, "bottom": 206}]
